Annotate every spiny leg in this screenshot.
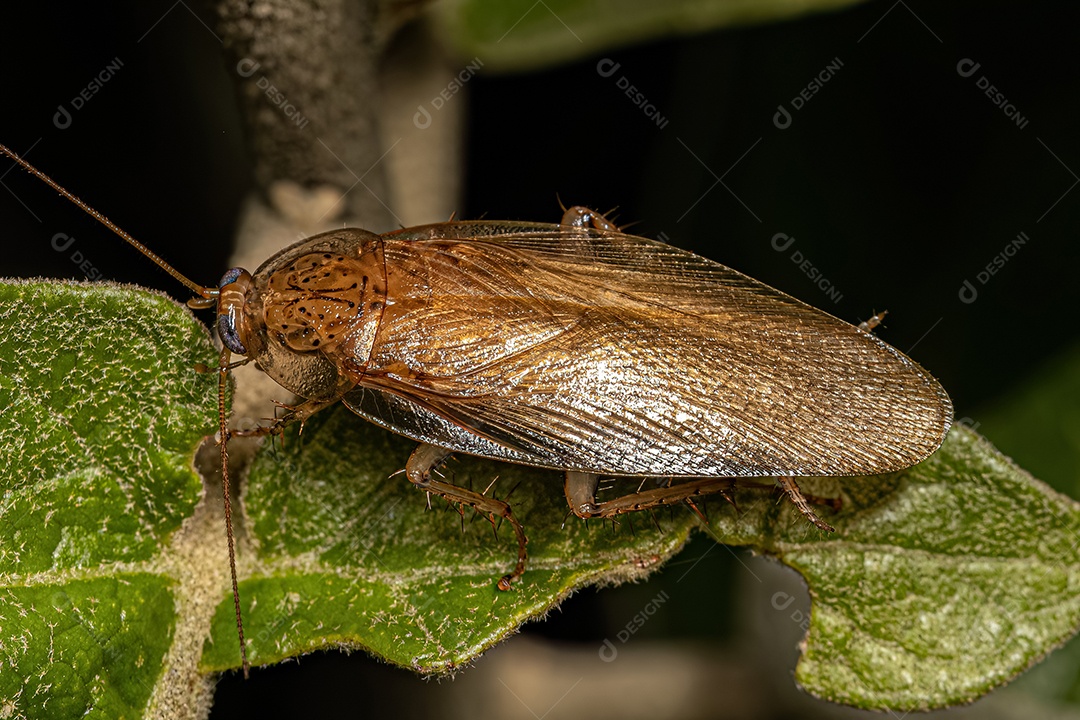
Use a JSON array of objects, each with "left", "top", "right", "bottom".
[
  {"left": 564, "top": 470, "right": 836, "bottom": 531},
  {"left": 776, "top": 477, "right": 835, "bottom": 532},
  {"left": 564, "top": 471, "right": 603, "bottom": 517},
  {"left": 406, "top": 444, "right": 528, "bottom": 590},
  {"left": 565, "top": 470, "right": 739, "bottom": 519},
  {"left": 560, "top": 206, "right": 619, "bottom": 231},
  {"left": 230, "top": 395, "right": 341, "bottom": 439},
  {"left": 858, "top": 309, "right": 888, "bottom": 333}
]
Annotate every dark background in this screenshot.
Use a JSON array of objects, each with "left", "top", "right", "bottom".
[{"left": 1, "top": 1, "right": 1077, "bottom": 717}]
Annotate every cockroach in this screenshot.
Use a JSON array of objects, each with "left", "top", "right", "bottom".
[{"left": 0, "top": 143, "right": 953, "bottom": 677}]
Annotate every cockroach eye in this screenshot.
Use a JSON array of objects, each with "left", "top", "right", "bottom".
[
  {"left": 218, "top": 267, "right": 247, "bottom": 287},
  {"left": 217, "top": 267, "right": 253, "bottom": 355}
]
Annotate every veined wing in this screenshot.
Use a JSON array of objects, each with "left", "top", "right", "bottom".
[{"left": 343, "top": 225, "right": 952, "bottom": 477}]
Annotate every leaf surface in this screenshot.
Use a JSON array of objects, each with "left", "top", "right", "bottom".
[
  {"left": 4, "top": 281, "right": 1079, "bottom": 717},
  {"left": 0, "top": 281, "right": 217, "bottom": 719}
]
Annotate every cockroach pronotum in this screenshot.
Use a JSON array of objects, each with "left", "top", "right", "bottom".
[{"left": 0, "top": 143, "right": 953, "bottom": 677}]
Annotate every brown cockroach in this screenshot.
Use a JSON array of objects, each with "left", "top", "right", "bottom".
[{"left": 0, "top": 143, "right": 953, "bottom": 677}]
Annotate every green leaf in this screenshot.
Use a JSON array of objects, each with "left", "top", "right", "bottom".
[
  {"left": 0, "top": 281, "right": 218, "bottom": 719},
  {"left": 8, "top": 280, "right": 1080, "bottom": 717},
  {"left": 699, "top": 425, "right": 1080, "bottom": 711},
  {"left": 201, "top": 406, "right": 697, "bottom": 672},
  {"left": 434, "top": 0, "right": 871, "bottom": 72},
  {"left": 971, "top": 342, "right": 1080, "bottom": 707}
]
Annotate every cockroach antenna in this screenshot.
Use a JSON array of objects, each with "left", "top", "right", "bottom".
[
  {"left": 0, "top": 144, "right": 216, "bottom": 302},
  {"left": 0, "top": 142, "right": 252, "bottom": 678},
  {"left": 2, "top": 140, "right": 953, "bottom": 682}
]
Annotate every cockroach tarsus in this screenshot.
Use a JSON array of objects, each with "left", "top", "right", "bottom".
[{"left": 0, "top": 143, "right": 953, "bottom": 679}]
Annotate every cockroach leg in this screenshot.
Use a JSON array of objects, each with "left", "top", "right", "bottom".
[
  {"left": 684, "top": 498, "right": 708, "bottom": 524},
  {"left": 858, "top": 310, "right": 888, "bottom": 333},
  {"left": 648, "top": 510, "right": 662, "bottom": 533},
  {"left": 564, "top": 470, "right": 837, "bottom": 532},
  {"left": 776, "top": 477, "right": 835, "bottom": 532},
  {"left": 565, "top": 470, "right": 739, "bottom": 520},
  {"left": 560, "top": 206, "right": 619, "bottom": 232},
  {"left": 230, "top": 395, "right": 339, "bottom": 439},
  {"left": 794, "top": 489, "right": 843, "bottom": 512},
  {"left": 405, "top": 443, "right": 528, "bottom": 590},
  {"left": 564, "top": 471, "right": 603, "bottom": 517}
]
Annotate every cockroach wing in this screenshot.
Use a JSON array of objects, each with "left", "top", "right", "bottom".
[{"left": 343, "top": 224, "right": 952, "bottom": 478}]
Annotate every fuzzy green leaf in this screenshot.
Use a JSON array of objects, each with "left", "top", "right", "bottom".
[
  {"left": 7, "top": 281, "right": 1079, "bottom": 718},
  {"left": 0, "top": 281, "right": 218, "bottom": 719},
  {"left": 970, "top": 342, "right": 1080, "bottom": 706},
  {"left": 699, "top": 425, "right": 1080, "bottom": 711},
  {"left": 201, "top": 407, "right": 696, "bottom": 672}
]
